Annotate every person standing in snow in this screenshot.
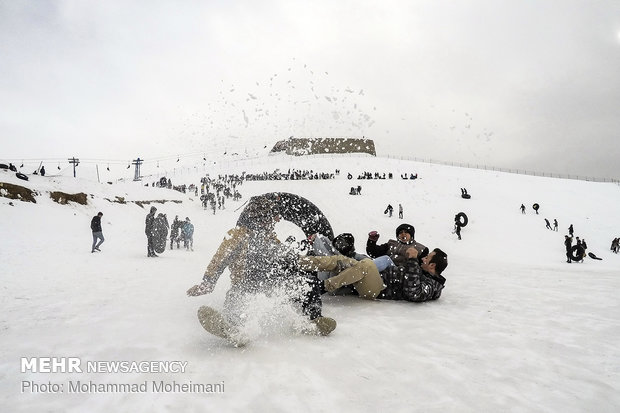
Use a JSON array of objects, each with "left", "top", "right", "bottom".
[
  {"left": 145, "top": 206, "right": 158, "bottom": 257},
  {"left": 520, "top": 204, "right": 526, "bottom": 214},
  {"left": 564, "top": 235, "right": 573, "bottom": 263},
  {"left": 398, "top": 203, "right": 403, "bottom": 219},
  {"left": 90, "top": 212, "right": 104, "bottom": 253},
  {"left": 170, "top": 215, "right": 182, "bottom": 249},
  {"left": 568, "top": 224, "right": 574, "bottom": 237},
  {"left": 553, "top": 219, "right": 558, "bottom": 231},
  {"left": 182, "top": 217, "right": 194, "bottom": 251}
]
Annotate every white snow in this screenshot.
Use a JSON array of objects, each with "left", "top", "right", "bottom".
[{"left": 1, "top": 154, "right": 619, "bottom": 413}]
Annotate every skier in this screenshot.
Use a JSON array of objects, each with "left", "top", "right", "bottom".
[{"left": 90, "top": 212, "right": 104, "bottom": 253}]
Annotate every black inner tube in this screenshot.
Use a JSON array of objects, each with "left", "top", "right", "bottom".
[
  {"left": 239, "top": 192, "right": 334, "bottom": 240},
  {"left": 455, "top": 212, "right": 468, "bottom": 228},
  {"left": 570, "top": 245, "right": 584, "bottom": 261},
  {"left": 15, "top": 172, "right": 28, "bottom": 181}
]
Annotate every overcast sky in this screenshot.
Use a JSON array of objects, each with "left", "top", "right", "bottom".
[{"left": 1, "top": 0, "right": 619, "bottom": 179}]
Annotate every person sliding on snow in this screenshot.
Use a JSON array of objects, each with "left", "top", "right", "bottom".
[{"left": 187, "top": 195, "right": 336, "bottom": 345}]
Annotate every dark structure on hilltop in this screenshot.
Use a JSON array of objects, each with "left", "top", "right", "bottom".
[{"left": 270, "top": 137, "right": 376, "bottom": 156}]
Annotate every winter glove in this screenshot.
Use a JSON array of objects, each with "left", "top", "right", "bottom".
[
  {"left": 186, "top": 280, "right": 215, "bottom": 296},
  {"left": 368, "top": 231, "right": 380, "bottom": 242}
]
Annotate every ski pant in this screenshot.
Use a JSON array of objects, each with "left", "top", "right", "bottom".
[
  {"left": 92, "top": 231, "right": 104, "bottom": 251},
  {"left": 146, "top": 234, "right": 156, "bottom": 256},
  {"left": 298, "top": 256, "right": 385, "bottom": 299}
]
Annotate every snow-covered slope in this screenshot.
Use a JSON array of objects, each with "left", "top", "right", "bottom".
[{"left": 1, "top": 155, "right": 619, "bottom": 413}]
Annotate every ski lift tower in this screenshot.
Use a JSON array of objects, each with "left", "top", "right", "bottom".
[{"left": 132, "top": 158, "right": 143, "bottom": 181}]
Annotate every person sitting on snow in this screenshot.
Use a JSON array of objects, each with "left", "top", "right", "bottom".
[{"left": 366, "top": 223, "right": 428, "bottom": 269}]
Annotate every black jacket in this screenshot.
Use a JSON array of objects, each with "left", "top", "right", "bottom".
[
  {"left": 378, "top": 258, "right": 445, "bottom": 302},
  {"left": 90, "top": 216, "right": 102, "bottom": 232},
  {"left": 366, "top": 238, "right": 428, "bottom": 266}
]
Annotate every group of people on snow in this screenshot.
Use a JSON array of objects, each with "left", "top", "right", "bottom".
[
  {"left": 145, "top": 206, "right": 194, "bottom": 257},
  {"left": 186, "top": 193, "right": 448, "bottom": 342}
]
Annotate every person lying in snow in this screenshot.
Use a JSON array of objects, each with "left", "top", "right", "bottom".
[{"left": 299, "top": 246, "right": 448, "bottom": 302}]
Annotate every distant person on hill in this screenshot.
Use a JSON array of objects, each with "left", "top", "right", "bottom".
[
  {"left": 40, "top": 166, "right": 46, "bottom": 176},
  {"left": 520, "top": 204, "right": 526, "bottom": 214},
  {"left": 366, "top": 223, "right": 428, "bottom": 266},
  {"left": 90, "top": 212, "right": 104, "bottom": 253},
  {"left": 182, "top": 217, "right": 194, "bottom": 251},
  {"left": 385, "top": 204, "right": 394, "bottom": 217},
  {"left": 553, "top": 219, "right": 558, "bottom": 231},
  {"left": 564, "top": 235, "right": 573, "bottom": 263},
  {"left": 398, "top": 203, "right": 403, "bottom": 219},
  {"left": 611, "top": 238, "right": 619, "bottom": 253},
  {"left": 568, "top": 224, "right": 574, "bottom": 236},
  {"left": 357, "top": 185, "right": 362, "bottom": 195},
  {"left": 454, "top": 222, "right": 462, "bottom": 240},
  {"left": 145, "top": 206, "right": 158, "bottom": 257},
  {"left": 170, "top": 215, "right": 182, "bottom": 249},
  {"left": 545, "top": 219, "right": 552, "bottom": 230}
]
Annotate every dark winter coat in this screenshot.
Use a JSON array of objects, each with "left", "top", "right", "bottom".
[
  {"left": 366, "top": 238, "right": 428, "bottom": 266},
  {"left": 90, "top": 216, "right": 102, "bottom": 232},
  {"left": 171, "top": 219, "right": 181, "bottom": 237},
  {"left": 378, "top": 258, "right": 446, "bottom": 302},
  {"left": 145, "top": 208, "right": 157, "bottom": 235}
]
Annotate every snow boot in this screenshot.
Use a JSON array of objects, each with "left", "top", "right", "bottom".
[
  {"left": 309, "top": 316, "right": 337, "bottom": 336},
  {"left": 197, "top": 306, "right": 249, "bottom": 347}
]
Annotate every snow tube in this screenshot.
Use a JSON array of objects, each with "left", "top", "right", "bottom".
[
  {"left": 588, "top": 252, "right": 602, "bottom": 261},
  {"left": 461, "top": 194, "right": 471, "bottom": 199},
  {"left": 0, "top": 163, "right": 8, "bottom": 169},
  {"left": 532, "top": 203, "right": 539, "bottom": 212},
  {"left": 455, "top": 212, "right": 468, "bottom": 228},
  {"left": 15, "top": 172, "right": 29, "bottom": 181},
  {"left": 238, "top": 192, "right": 334, "bottom": 240},
  {"left": 152, "top": 216, "right": 169, "bottom": 254},
  {"left": 570, "top": 245, "right": 585, "bottom": 261}
]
